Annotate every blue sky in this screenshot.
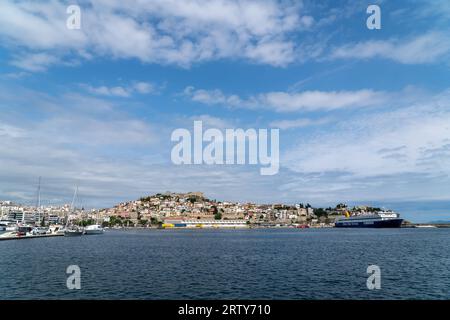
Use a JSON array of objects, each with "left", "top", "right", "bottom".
[{"left": 1, "top": 0, "right": 450, "bottom": 222}]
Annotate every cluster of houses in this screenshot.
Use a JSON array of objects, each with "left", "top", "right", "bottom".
[
  {"left": 0, "top": 200, "right": 93, "bottom": 225},
  {"left": 2, "top": 193, "right": 380, "bottom": 227},
  {"left": 97, "top": 192, "right": 324, "bottom": 226}
]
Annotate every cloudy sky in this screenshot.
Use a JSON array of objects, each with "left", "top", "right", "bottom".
[{"left": 1, "top": 0, "right": 450, "bottom": 222}]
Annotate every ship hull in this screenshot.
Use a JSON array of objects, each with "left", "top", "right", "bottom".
[
  {"left": 335, "top": 218, "right": 403, "bottom": 228},
  {"left": 64, "top": 230, "right": 83, "bottom": 236}
]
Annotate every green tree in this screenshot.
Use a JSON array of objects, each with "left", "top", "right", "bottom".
[
  {"left": 314, "top": 208, "right": 327, "bottom": 217},
  {"left": 189, "top": 197, "right": 196, "bottom": 204},
  {"left": 109, "top": 216, "right": 123, "bottom": 227}
]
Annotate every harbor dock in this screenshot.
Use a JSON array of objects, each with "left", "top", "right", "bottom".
[{"left": 0, "top": 233, "right": 64, "bottom": 241}]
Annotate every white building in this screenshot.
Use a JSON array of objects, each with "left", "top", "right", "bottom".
[{"left": 164, "top": 219, "right": 248, "bottom": 228}]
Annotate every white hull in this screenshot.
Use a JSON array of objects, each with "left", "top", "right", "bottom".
[
  {"left": 84, "top": 229, "right": 104, "bottom": 235},
  {"left": 84, "top": 225, "right": 104, "bottom": 235}
]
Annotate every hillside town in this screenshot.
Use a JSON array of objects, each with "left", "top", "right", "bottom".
[{"left": 0, "top": 192, "right": 380, "bottom": 228}]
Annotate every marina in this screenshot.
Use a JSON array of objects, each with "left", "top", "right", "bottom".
[{"left": 0, "top": 233, "right": 64, "bottom": 241}]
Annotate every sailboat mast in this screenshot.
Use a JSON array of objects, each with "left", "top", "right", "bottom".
[
  {"left": 66, "top": 185, "right": 78, "bottom": 228},
  {"left": 36, "top": 177, "right": 41, "bottom": 224},
  {"left": 37, "top": 176, "right": 41, "bottom": 210},
  {"left": 70, "top": 185, "right": 78, "bottom": 212}
]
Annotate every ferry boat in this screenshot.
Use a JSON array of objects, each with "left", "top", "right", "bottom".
[{"left": 335, "top": 210, "right": 403, "bottom": 228}]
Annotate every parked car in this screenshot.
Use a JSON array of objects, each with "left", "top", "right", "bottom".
[{"left": 32, "top": 227, "right": 48, "bottom": 235}]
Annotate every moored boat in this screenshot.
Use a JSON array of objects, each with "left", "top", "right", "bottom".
[
  {"left": 0, "top": 220, "right": 17, "bottom": 233},
  {"left": 84, "top": 224, "right": 104, "bottom": 235},
  {"left": 64, "top": 227, "right": 83, "bottom": 236}
]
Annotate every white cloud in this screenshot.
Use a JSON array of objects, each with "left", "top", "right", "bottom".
[
  {"left": 0, "top": 87, "right": 284, "bottom": 208},
  {"left": 188, "top": 115, "right": 234, "bottom": 129},
  {"left": 183, "top": 86, "right": 388, "bottom": 112},
  {"left": 10, "top": 53, "right": 60, "bottom": 72},
  {"left": 0, "top": 86, "right": 170, "bottom": 205},
  {"left": 330, "top": 32, "right": 450, "bottom": 64},
  {"left": 0, "top": 1, "right": 87, "bottom": 50},
  {"left": 244, "top": 40, "right": 295, "bottom": 66},
  {"left": 82, "top": 82, "right": 157, "bottom": 97},
  {"left": 0, "top": 124, "right": 26, "bottom": 138},
  {"left": 0, "top": 0, "right": 306, "bottom": 69},
  {"left": 133, "top": 82, "right": 155, "bottom": 94},
  {"left": 261, "top": 90, "right": 387, "bottom": 112},
  {"left": 283, "top": 89, "right": 450, "bottom": 178},
  {"left": 270, "top": 117, "right": 332, "bottom": 129},
  {"left": 85, "top": 85, "right": 130, "bottom": 97},
  {"left": 2, "top": 1, "right": 449, "bottom": 70},
  {"left": 183, "top": 86, "right": 248, "bottom": 106},
  {"left": 0, "top": 71, "right": 29, "bottom": 79},
  {"left": 1, "top": 86, "right": 450, "bottom": 212}
]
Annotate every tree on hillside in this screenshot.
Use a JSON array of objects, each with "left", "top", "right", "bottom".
[{"left": 314, "top": 208, "right": 327, "bottom": 217}]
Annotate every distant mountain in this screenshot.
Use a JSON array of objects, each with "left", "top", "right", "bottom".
[{"left": 428, "top": 220, "right": 450, "bottom": 224}]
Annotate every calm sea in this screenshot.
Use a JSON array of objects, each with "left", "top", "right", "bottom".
[{"left": 1, "top": 228, "right": 449, "bottom": 299}]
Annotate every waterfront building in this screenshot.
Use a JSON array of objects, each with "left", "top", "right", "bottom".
[
  {"left": 48, "top": 215, "right": 60, "bottom": 224},
  {"left": 163, "top": 219, "right": 248, "bottom": 228},
  {"left": 7, "top": 211, "right": 24, "bottom": 223}
]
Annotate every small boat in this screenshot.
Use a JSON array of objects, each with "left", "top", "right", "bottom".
[
  {"left": 48, "top": 225, "right": 65, "bottom": 234},
  {"left": 55, "top": 228, "right": 66, "bottom": 234},
  {"left": 414, "top": 225, "right": 437, "bottom": 228},
  {"left": 84, "top": 224, "right": 104, "bottom": 235},
  {"left": 31, "top": 227, "right": 49, "bottom": 235},
  {"left": 64, "top": 227, "right": 83, "bottom": 236}
]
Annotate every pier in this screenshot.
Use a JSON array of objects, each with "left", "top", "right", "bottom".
[{"left": 0, "top": 233, "right": 64, "bottom": 241}]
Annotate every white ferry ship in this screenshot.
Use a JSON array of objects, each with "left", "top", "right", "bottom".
[{"left": 335, "top": 210, "right": 403, "bottom": 228}]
